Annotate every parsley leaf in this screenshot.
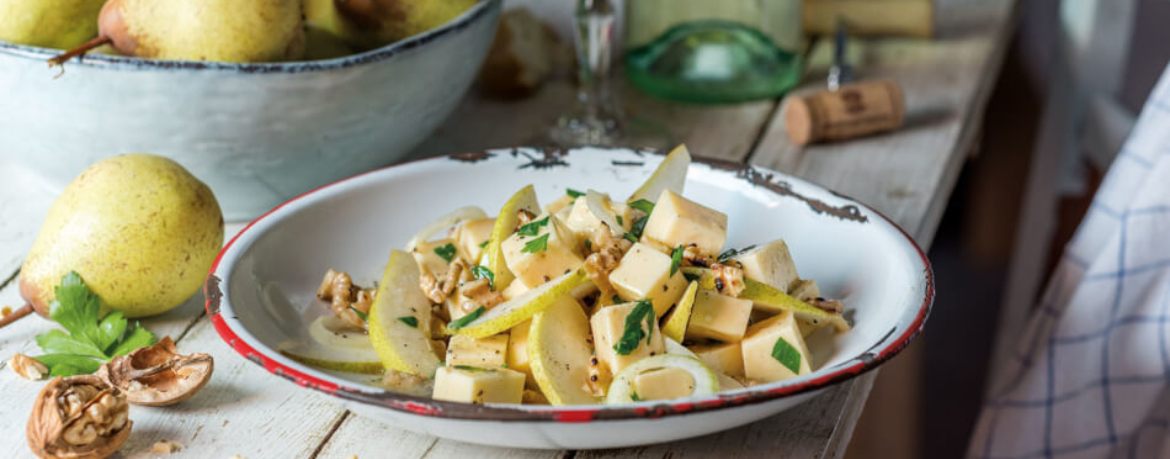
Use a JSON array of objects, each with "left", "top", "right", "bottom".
[
  {"left": 349, "top": 306, "right": 369, "bottom": 323},
  {"left": 683, "top": 272, "right": 701, "bottom": 283},
  {"left": 630, "top": 392, "right": 642, "bottom": 401},
  {"left": 471, "top": 265, "right": 495, "bottom": 289},
  {"left": 452, "top": 365, "right": 492, "bottom": 372},
  {"left": 433, "top": 243, "right": 457, "bottom": 262},
  {"left": 670, "top": 245, "right": 684, "bottom": 276},
  {"left": 771, "top": 337, "right": 802, "bottom": 374},
  {"left": 624, "top": 216, "right": 649, "bottom": 243},
  {"left": 566, "top": 188, "right": 585, "bottom": 199},
  {"left": 521, "top": 234, "right": 550, "bottom": 254},
  {"left": 32, "top": 272, "right": 158, "bottom": 376},
  {"left": 397, "top": 316, "right": 418, "bottom": 328},
  {"left": 448, "top": 306, "right": 486, "bottom": 329},
  {"left": 613, "top": 300, "right": 655, "bottom": 355},
  {"left": 517, "top": 217, "right": 550, "bottom": 237},
  {"left": 629, "top": 199, "right": 655, "bottom": 215},
  {"left": 479, "top": 240, "right": 490, "bottom": 248},
  {"left": 616, "top": 215, "right": 624, "bottom": 226},
  {"left": 717, "top": 245, "right": 757, "bottom": 263}
]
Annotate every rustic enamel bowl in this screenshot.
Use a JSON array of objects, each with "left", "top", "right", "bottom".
[
  {"left": 206, "top": 147, "right": 933, "bottom": 449},
  {"left": 0, "top": 0, "right": 499, "bottom": 221}
]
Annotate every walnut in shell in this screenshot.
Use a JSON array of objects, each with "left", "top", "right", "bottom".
[
  {"left": 97, "top": 336, "right": 213, "bottom": 406},
  {"left": 27, "top": 375, "right": 131, "bottom": 459}
]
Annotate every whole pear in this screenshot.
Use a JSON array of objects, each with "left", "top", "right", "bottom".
[
  {"left": 306, "top": 0, "right": 478, "bottom": 51},
  {"left": 0, "top": 0, "right": 106, "bottom": 49},
  {"left": 20, "top": 154, "right": 224, "bottom": 318},
  {"left": 97, "top": 0, "right": 305, "bottom": 62}
]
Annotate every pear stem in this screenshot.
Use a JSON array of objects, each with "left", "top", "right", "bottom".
[
  {"left": 0, "top": 303, "right": 33, "bottom": 329},
  {"left": 48, "top": 35, "right": 113, "bottom": 67}
]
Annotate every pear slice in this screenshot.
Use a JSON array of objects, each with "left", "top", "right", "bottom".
[
  {"left": 664, "top": 337, "right": 697, "bottom": 358},
  {"left": 449, "top": 268, "right": 589, "bottom": 339},
  {"left": 682, "top": 267, "right": 849, "bottom": 332},
  {"left": 368, "top": 250, "right": 441, "bottom": 377},
  {"left": 661, "top": 281, "right": 699, "bottom": 343},
  {"left": 479, "top": 185, "right": 541, "bottom": 290},
  {"left": 307, "top": 315, "right": 373, "bottom": 350},
  {"left": 605, "top": 354, "right": 719, "bottom": 404},
  {"left": 405, "top": 206, "right": 488, "bottom": 253},
  {"left": 585, "top": 189, "right": 626, "bottom": 237},
  {"left": 529, "top": 295, "right": 600, "bottom": 405},
  {"left": 280, "top": 316, "right": 382, "bottom": 375},
  {"left": 627, "top": 144, "right": 692, "bottom": 204}
]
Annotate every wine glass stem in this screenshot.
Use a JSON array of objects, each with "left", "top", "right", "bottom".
[{"left": 575, "top": 0, "right": 616, "bottom": 115}]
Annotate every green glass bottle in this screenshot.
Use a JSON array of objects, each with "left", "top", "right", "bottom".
[{"left": 624, "top": 0, "right": 803, "bottom": 103}]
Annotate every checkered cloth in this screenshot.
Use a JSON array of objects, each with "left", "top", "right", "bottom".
[{"left": 967, "top": 67, "right": 1170, "bottom": 458}]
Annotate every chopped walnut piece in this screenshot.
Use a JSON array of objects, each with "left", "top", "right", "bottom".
[
  {"left": 516, "top": 209, "right": 536, "bottom": 228},
  {"left": 812, "top": 298, "right": 844, "bottom": 314},
  {"left": 152, "top": 439, "right": 183, "bottom": 454},
  {"left": 682, "top": 244, "right": 713, "bottom": 267},
  {"left": 583, "top": 227, "right": 630, "bottom": 299},
  {"left": 458, "top": 278, "right": 505, "bottom": 312},
  {"left": 420, "top": 260, "right": 467, "bottom": 304},
  {"left": 710, "top": 263, "right": 746, "bottom": 297},
  {"left": 584, "top": 353, "right": 611, "bottom": 397},
  {"left": 318, "top": 269, "right": 370, "bottom": 329},
  {"left": 9, "top": 353, "right": 48, "bottom": 380}
]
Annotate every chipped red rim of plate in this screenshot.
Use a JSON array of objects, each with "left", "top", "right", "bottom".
[{"left": 205, "top": 148, "right": 934, "bottom": 423}]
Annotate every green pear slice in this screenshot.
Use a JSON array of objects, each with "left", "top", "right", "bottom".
[
  {"left": 368, "top": 250, "right": 441, "bottom": 377},
  {"left": 627, "top": 144, "right": 691, "bottom": 203},
  {"left": 585, "top": 189, "right": 626, "bottom": 237},
  {"left": 281, "top": 317, "right": 382, "bottom": 375},
  {"left": 307, "top": 315, "right": 373, "bottom": 350},
  {"left": 479, "top": 185, "right": 541, "bottom": 290},
  {"left": 605, "top": 354, "right": 719, "bottom": 404},
  {"left": 529, "top": 295, "right": 600, "bottom": 405},
  {"left": 682, "top": 267, "right": 849, "bottom": 332},
  {"left": 449, "top": 268, "right": 589, "bottom": 339},
  {"left": 661, "top": 281, "right": 699, "bottom": 343}
]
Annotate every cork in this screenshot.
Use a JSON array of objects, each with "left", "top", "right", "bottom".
[{"left": 783, "top": 80, "right": 905, "bottom": 145}]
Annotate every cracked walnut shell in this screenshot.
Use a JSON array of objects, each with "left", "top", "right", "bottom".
[
  {"left": 97, "top": 336, "right": 213, "bottom": 407},
  {"left": 27, "top": 375, "right": 131, "bottom": 459}
]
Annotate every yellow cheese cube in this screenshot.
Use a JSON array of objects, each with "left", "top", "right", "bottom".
[
  {"left": 432, "top": 366, "right": 526, "bottom": 404},
  {"left": 685, "top": 290, "right": 753, "bottom": 342},
  {"left": 731, "top": 239, "right": 800, "bottom": 292},
  {"left": 689, "top": 341, "right": 744, "bottom": 378},
  {"left": 456, "top": 218, "right": 495, "bottom": 263},
  {"left": 608, "top": 243, "right": 689, "bottom": 318},
  {"left": 741, "top": 311, "right": 812, "bottom": 383},
  {"left": 788, "top": 278, "right": 820, "bottom": 303},
  {"left": 446, "top": 334, "right": 509, "bottom": 368},
  {"left": 545, "top": 194, "right": 576, "bottom": 214},
  {"left": 590, "top": 302, "right": 665, "bottom": 374},
  {"left": 633, "top": 367, "right": 695, "bottom": 401},
  {"left": 502, "top": 214, "right": 583, "bottom": 288},
  {"left": 413, "top": 238, "right": 457, "bottom": 277},
  {"left": 507, "top": 319, "right": 535, "bottom": 387},
  {"left": 563, "top": 194, "right": 633, "bottom": 241},
  {"left": 642, "top": 190, "right": 728, "bottom": 257}
]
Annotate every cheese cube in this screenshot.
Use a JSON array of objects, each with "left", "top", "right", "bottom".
[
  {"left": 608, "top": 243, "right": 689, "bottom": 318},
  {"left": 642, "top": 190, "right": 728, "bottom": 257},
  {"left": 507, "top": 320, "right": 535, "bottom": 387},
  {"left": 741, "top": 312, "right": 812, "bottom": 383},
  {"left": 446, "top": 334, "right": 509, "bottom": 368},
  {"left": 788, "top": 278, "right": 820, "bottom": 303},
  {"left": 689, "top": 341, "right": 744, "bottom": 378},
  {"left": 414, "top": 238, "right": 457, "bottom": 277},
  {"left": 545, "top": 194, "right": 576, "bottom": 215},
  {"left": 502, "top": 214, "right": 583, "bottom": 288},
  {"left": 731, "top": 239, "right": 800, "bottom": 292},
  {"left": 563, "top": 194, "right": 633, "bottom": 241},
  {"left": 591, "top": 302, "right": 665, "bottom": 374},
  {"left": 685, "top": 290, "right": 753, "bottom": 342},
  {"left": 633, "top": 367, "right": 695, "bottom": 401},
  {"left": 432, "top": 366, "right": 526, "bottom": 404},
  {"left": 456, "top": 218, "right": 495, "bottom": 263}
]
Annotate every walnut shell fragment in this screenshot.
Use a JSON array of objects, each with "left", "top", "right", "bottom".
[
  {"left": 27, "top": 375, "right": 131, "bottom": 459},
  {"left": 97, "top": 336, "right": 213, "bottom": 407}
]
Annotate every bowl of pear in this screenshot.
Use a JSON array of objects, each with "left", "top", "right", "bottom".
[{"left": 0, "top": 0, "right": 500, "bottom": 220}]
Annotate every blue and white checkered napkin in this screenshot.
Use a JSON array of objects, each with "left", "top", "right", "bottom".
[{"left": 967, "top": 68, "right": 1170, "bottom": 459}]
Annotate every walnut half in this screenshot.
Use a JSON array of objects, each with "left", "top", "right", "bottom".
[
  {"left": 97, "top": 336, "right": 213, "bottom": 407},
  {"left": 27, "top": 375, "right": 131, "bottom": 459}
]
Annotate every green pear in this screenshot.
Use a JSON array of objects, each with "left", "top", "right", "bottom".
[
  {"left": 0, "top": 0, "right": 106, "bottom": 49},
  {"left": 305, "top": 0, "right": 478, "bottom": 51},
  {"left": 20, "top": 154, "right": 224, "bottom": 319},
  {"left": 96, "top": 0, "right": 305, "bottom": 62}
]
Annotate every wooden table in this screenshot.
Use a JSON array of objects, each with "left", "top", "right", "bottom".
[{"left": 0, "top": 0, "right": 1016, "bottom": 456}]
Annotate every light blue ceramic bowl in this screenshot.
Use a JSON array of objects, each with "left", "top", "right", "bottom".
[{"left": 0, "top": 0, "right": 500, "bottom": 220}]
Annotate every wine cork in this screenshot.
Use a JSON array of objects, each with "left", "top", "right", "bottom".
[{"left": 783, "top": 80, "right": 905, "bottom": 145}]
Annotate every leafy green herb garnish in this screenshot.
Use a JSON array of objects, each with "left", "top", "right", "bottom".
[
  {"left": 683, "top": 272, "right": 701, "bottom": 283},
  {"left": 350, "top": 306, "right": 369, "bottom": 323},
  {"left": 717, "top": 245, "right": 757, "bottom": 263},
  {"left": 521, "top": 234, "right": 550, "bottom": 254},
  {"left": 471, "top": 265, "right": 495, "bottom": 289},
  {"left": 517, "top": 216, "right": 550, "bottom": 237},
  {"left": 771, "top": 336, "right": 802, "bottom": 374},
  {"left": 448, "top": 306, "right": 486, "bottom": 329},
  {"left": 397, "top": 316, "right": 418, "bottom": 328},
  {"left": 566, "top": 188, "right": 585, "bottom": 199},
  {"left": 670, "top": 245, "right": 684, "bottom": 276},
  {"left": 453, "top": 365, "right": 492, "bottom": 372},
  {"left": 32, "top": 272, "right": 158, "bottom": 377},
  {"left": 629, "top": 199, "right": 655, "bottom": 215},
  {"left": 625, "top": 216, "right": 649, "bottom": 243},
  {"left": 630, "top": 392, "right": 642, "bottom": 401},
  {"left": 433, "top": 243, "right": 457, "bottom": 262},
  {"left": 612, "top": 295, "right": 623, "bottom": 304},
  {"left": 613, "top": 300, "right": 655, "bottom": 355},
  {"left": 616, "top": 215, "right": 624, "bottom": 226},
  {"left": 479, "top": 240, "right": 490, "bottom": 248}
]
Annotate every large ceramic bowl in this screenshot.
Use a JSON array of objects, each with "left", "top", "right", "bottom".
[
  {"left": 0, "top": 0, "right": 500, "bottom": 221},
  {"left": 206, "top": 147, "right": 933, "bottom": 449}
]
